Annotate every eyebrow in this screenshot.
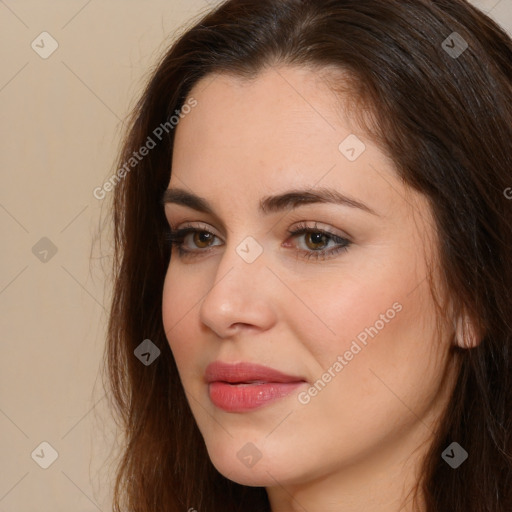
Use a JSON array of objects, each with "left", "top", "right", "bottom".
[{"left": 161, "top": 186, "right": 378, "bottom": 216}]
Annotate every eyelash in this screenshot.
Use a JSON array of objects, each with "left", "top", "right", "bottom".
[{"left": 162, "top": 221, "right": 352, "bottom": 261}]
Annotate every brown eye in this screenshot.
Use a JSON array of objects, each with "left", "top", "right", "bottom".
[
  {"left": 304, "top": 232, "right": 330, "bottom": 251},
  {"left": 192, "top": 231, "right": 215, "bottom": 248},
  {"left": 164, "top": 225, "right": 221, "bottom": 257},
  {"left": 286, "top": 223, "right": 352, "bottom": 261}
]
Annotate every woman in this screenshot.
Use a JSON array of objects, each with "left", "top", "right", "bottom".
[{"left": 103, "top": 0, "right": 512, "bottom": 510}]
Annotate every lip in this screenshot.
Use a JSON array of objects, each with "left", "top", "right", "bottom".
[{"left": 205, "top": 361, "right": 307, "bottom": 412}]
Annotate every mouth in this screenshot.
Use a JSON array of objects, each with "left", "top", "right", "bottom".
[{"left": 205, "top": 361, "right": 307, "bottom": 412}]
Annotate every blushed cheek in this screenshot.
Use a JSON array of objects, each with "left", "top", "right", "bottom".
[
  {"left": 162, "top": 271, "right": 191, "bottom": 352},
  {"left": 162, "top": 269, "right": 212, "bottom": 382},
  {"left": 295, "top": 281, "right": 405, "bottom": 358},
  {"left": 296, "top": 303, "right": 439, "bottom": 440},
  {"left": 162, "top": 300, "right": 196, "bottom": 395},
  {"left": 298, "top": 284, "right": 433, "bottom": 409}
]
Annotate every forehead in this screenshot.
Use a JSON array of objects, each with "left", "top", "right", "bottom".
[
  {"left": 173, "top": 66, "right": 353, "bottom": 166},
  {"left": 168, "top": 66, "right": 417, "bottom": 224}
]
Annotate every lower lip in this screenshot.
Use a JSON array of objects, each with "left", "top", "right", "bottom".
[{"left": 208, "top": 381, "right": 304, "bottom": 412}]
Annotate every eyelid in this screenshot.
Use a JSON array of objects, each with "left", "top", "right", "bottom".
[
  {"left": 167, "top": 219, "right": 349, "bottom": 239},
  {"left": 164, "top": 220, "right": 353, "bottom": 263},
  {"left": 288, "top": 220, "right": 351, "bottom": 240},
  {"left": 168, "top": 220, "right": 219, "bottom": 235},
  {"left": 165, "top": 220, "right": 352, "bottom": 246}
]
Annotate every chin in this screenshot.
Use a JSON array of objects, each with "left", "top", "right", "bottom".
[
  {"left": 217, "top": 465, "right": 274, "bottom": 487},
  {"left": 204, "top": 438, "right": 294, "bottom": 487}
]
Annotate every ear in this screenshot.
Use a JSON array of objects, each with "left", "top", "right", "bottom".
[{"left": 454, "top": 310, "right": 482, "bottom": 349}]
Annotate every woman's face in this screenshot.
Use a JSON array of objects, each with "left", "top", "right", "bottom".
[{"left": 162, "top": 66, "right": 457, "bottom": 492}]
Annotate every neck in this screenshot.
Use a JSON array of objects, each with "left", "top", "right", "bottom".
[{"left": 265, "top": 417, "right": 432, "bottom": 512}]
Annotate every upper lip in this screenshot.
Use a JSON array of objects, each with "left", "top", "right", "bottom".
[{"left": 205, "top": 361, "right": 306, "bottom": 384}]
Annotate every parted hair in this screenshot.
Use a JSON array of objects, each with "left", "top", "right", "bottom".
[{"left": 103, "top": 1, "right": 512, "bottom": 510}]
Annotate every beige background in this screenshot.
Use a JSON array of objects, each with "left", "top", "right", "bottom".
[{"left": 1, "top": 1, "right": 511, "bottom": 510}]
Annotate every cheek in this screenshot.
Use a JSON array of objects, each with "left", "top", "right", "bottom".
[
  {"left": 293, "top": 277, "right": 445, "bottom": 427},
  {"left": 162, "top": 265, "right": 201, "bottom": 371},
  {"left": 282, "top": 265, "right": 409, "bottom": 366},
  {"left": 284, "top": 257, "right": 442, "bottom": 398}
]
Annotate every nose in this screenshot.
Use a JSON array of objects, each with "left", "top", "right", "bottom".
[{"left": 198, "top": 239, "right": 277, "bottom": 338}]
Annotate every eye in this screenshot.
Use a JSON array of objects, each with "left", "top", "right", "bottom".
[
  {"left": 162, "top": 221, "right": 352, "bottom": 261},
  {"left": 285, "top": 221, "right": 352, "bottom": 261},
  {"left": 162, "top": 223, "right": 220, "bottom": 258}
]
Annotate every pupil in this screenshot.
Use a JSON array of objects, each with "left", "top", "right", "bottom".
[
  {"left": 309, "top": 232, "right": 326, "bottom": 249},
  {"left": 195, "top": 232, "right": 211, "bottom": 247}
]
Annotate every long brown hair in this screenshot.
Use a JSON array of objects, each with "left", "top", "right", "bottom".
[{"left": 102, "top": 1, "right": 512, "bottom": 510}]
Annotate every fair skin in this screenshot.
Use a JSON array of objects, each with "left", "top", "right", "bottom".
[{"left": 161, "top": 65, "right": 461, "bottom": 512}]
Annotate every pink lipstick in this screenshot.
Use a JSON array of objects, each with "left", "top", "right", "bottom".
[{"left": 205, "top": 361, "right": 306, "bottom": 412}]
